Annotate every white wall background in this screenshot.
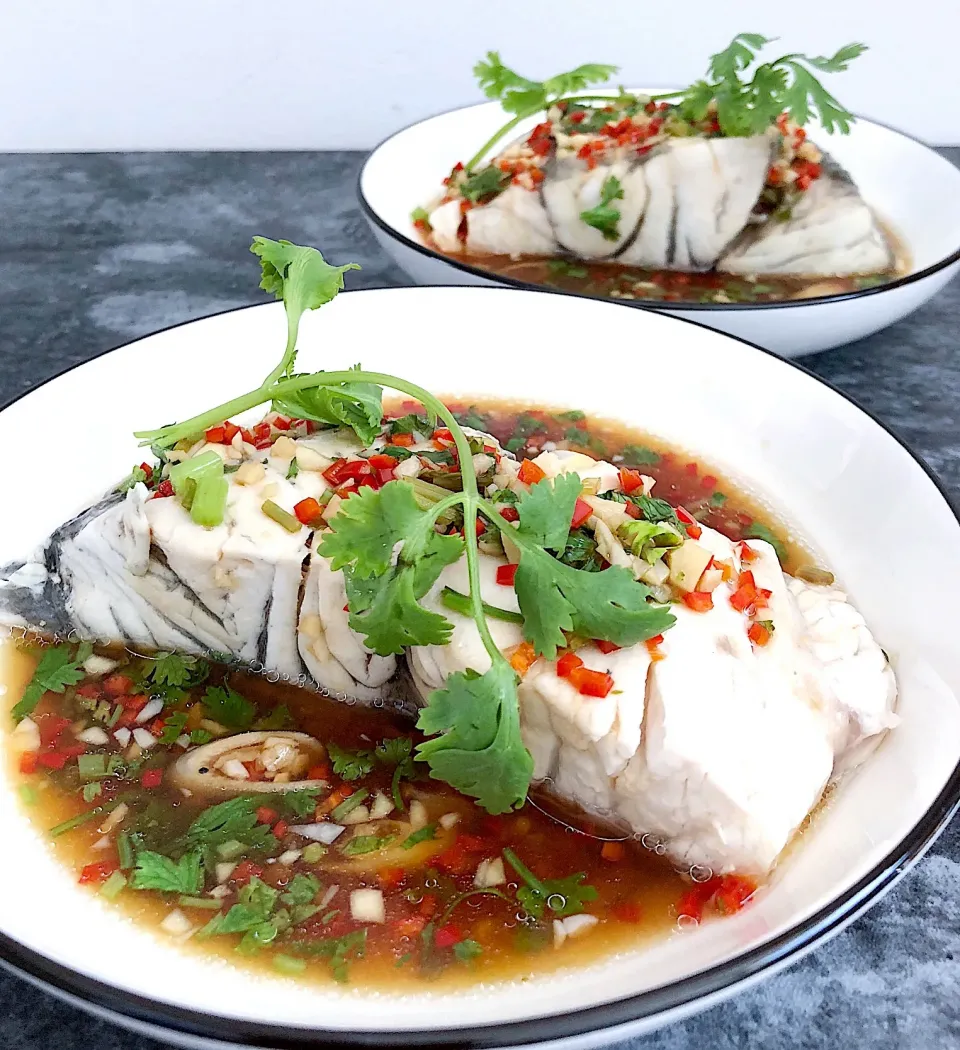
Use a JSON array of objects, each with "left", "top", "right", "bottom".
[{"left": 4, "top": 0, "right": 958, "bottom": 151}]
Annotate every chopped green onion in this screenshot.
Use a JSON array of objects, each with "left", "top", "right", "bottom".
[
  {"left": 216, "top": 839, "right": 247, "bottom": 860},
  {"left": 18, "top": 785, "right": 38, "bottom": 805},
  {"left": 331, "top": 788, "right": 369, "bottom": 822},
  {"left": 78, "top": 754, "right": 109, "bottom": 782},
  {"left": 191, "top": 475, "right": 229, "bottom": 528},
  {"left": 82, "top": 782, "right": 103, "bottom": 803},
  {"left": 302, "top": 843, "right": 327, "bottom": 863},
  {"left": 402, "top": 824, "right": 437, "bottom": 849},
  {"left": 441, "top": 587, "right": 523, "bottom": 625},
  {"left": 169, "top": 451, "right": 228, "bottom": 528},
  {"left": 49, "top": 809, "right": 101, "bottom": 838},
  {"left": 117, "top": 831, "right": 134, "bottom": 870},
  {"left": 274, "top": 954, "right": 307, "bottom": 975},
  {"left": 178, "top": 895, "right": 224, "bottom": 910},
  {"left": 106, "top": 704, "right": 123, "bottom": 728},
  {"left": 100, "top": 871, "right": 127, "bottom": 900},
  {"left": 262, "top": 499, "right": 302, "bottom": 533}
]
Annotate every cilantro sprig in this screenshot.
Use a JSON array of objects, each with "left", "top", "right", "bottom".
[
  {"left": 673, "top": 33, "right": 866, "bottom": 135},
  {"left": 464, "top": 35, "right": 863, "bottom": 174},
  {"left": 131, "top": 235, "right": 674, "bottom": 815},
  {"left": 467, "top": 52, "right": 620, "bottom": 170},
  {"left": 503, "top": 848, "right": 598, "bottom": 919}
]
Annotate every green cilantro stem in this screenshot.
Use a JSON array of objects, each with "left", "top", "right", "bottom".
[
  {"left": 441, "top": 587, "right": 523, "bottom": 625},
  {"left": 503, "top": 847, "right": 544, "bottom": 894}
]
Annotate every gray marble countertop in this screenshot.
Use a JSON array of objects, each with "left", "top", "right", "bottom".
[{"left": 0, "top": 150, "right": 958, "bottom": 1050}]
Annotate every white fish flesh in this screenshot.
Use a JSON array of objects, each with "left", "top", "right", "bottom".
[{"left": 718, "top": 162, "right": 894, "bottom": 276}]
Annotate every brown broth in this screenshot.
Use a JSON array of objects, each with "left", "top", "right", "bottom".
[
  {"left": 3, "top": 402, "right": 806, "bottom": 989},
  {"left": 424, "top": 244, "right": 907, "bottom": 306}
]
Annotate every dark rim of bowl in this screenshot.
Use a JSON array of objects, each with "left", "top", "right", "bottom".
[
  {"left": 357, "top": 101, "right": 960, "bottom": 311},
  {"left": 1, "top": 288, "right": 959, "bottom": 1050}
]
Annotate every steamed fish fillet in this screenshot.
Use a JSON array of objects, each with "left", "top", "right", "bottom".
[
  {"left": 429, "top": 130, "right": 894, "bottom": 278},
  {"left": 407, "top": 525, "right": 896, "bottom": 875},
  {"left": 718, "top": 163, "right": 893, "bottom": 276},
  {"left": 0, "top": 428, "right": 401, "bottom": 705}
]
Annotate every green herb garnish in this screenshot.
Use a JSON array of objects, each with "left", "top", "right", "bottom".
[
  {"left": 401, "top": 824, "right": 437, "bottom": 849},
  {"left": 742, "top": 522, "right": 788, "bottom": 562},
  {"left": 12, "top": 644, "right": 85, "bottom": 722},
  {"left": 131, "top": 850, "right": 204, "bottom": 894},
  {"left": 503, "top": 848, "right": 598, "bottom": 919},
  {"left": 201, "top": 685, "right": 255, "bottom": 729},
  {"left": 579, "top": 176, "right": 624, "bottom": 242},
  {"left": 468, "top": 53, "right": 619, "bottom": 169},
  {"left": 327, "top": 742, "right": 375, "bottom": 781},
  {"left": 675, "top": 33, "right": 866, "bottom": 136}
]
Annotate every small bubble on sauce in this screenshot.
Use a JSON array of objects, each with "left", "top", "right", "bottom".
[
  {"left": 690, "top": 864, "right": 714, "bottom": 883},
  {"left": 373, "top": 698, "right": 384, "bottom": 709},
  {"left": 546, "top": 894, "right": 566, "bottom": 912},
  {"left": 507, "top": 882, "right": 519, "bottom": 892},
  {"left": 67, "top": 629, "right": 80, "bottom": 643},
  {"left": 425, "top": 878, "right": 439, "bottom": 889},
  {"left": 641, "top": 834, "right": 660, "bottom": 850},
  {"left": 677, "top": 915, "right": 699, "bottom": 931},
  {"left": 655, "top": 843, "right": 667, "bottom": 856}
]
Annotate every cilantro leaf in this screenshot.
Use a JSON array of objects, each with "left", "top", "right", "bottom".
[
  {"left": 201, "top": 685, "right": 255, "bottom": 729},
  {"left": 272, "top": 366, "right": 383, "bottom": 447},
  {"left": 320, "top": 482, "right": 463, "bottom": 656},
  {"left": 327, "top": 742, "right": 375, "bottom": 781},
  {"left": 474, "top": 52, "right": 617, "bottom": 115},
  {"left": 281, "top": 873, "right": 321, "bottom": 907},
  {"left": 503, "top": 848, "right": 598, "bottom": 919},
  {"left": 516, "top": 472, "right": 582, "bottom": 552},
  {"left": 130, "top": 850, "right": 204, "bottom": 894},
  {"left": 145, "top": 652, "right": 209, "bottom": 690},
  {"left": 158, "top": 711, "right": 189, "bottom": 744},
  {"left": 468, "top": 53, "right": 617, "bottom": 169},
  {"left": 183, "top": 797, "right": 275, "bottom": 854},
  {"left": 454, "top": 939, "right": 483, "bottom": 963},
  {"left": 200, "top": 877, "right": 279, "bottom": 937},
  {"left": 636, "top": 494, "right": 682, "bottom": 531},
  {"left": 742, "top": 522, "right": 788, "bottom": 563},
  {"left": 250, "top": 237, "right": 360, "bottom": 383},
  {"left": 460, "top": 167, "right": 511, "bottom": 204},
  {"left": 620, "top": 444, "right": 660, "bottom": 467},
  {"left": 416, "top": 662, "right": 532, "bottom": 814},
  {"left": 513, "top": 549, "right": 675, "bottom": 660},
  {"left": 287, "top": 929, "right": 367, "bottom": 983},
  {"left": 12, "top": 645, "right": 85, "bottom": 722},
  {"left": 579, "top": 176, "right": 624, "bottom": 242},
  {"left": 676, "top": 32, "right": 865, "bottom": 136},
  {"left": 281, "top": 789, "right": 322, "bottom": 819}
]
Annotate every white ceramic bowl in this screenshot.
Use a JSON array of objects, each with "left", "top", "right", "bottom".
[
  {"left": 359, "top": 97, "right": 960, "bottom": 357},
  {"left": 1, "top": 287, "right": 959, "bottom": 1049}
]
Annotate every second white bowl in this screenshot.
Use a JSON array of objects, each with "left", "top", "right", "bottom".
[{"left": 359, "top": 97, "right": 960, "bottom": 357}]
